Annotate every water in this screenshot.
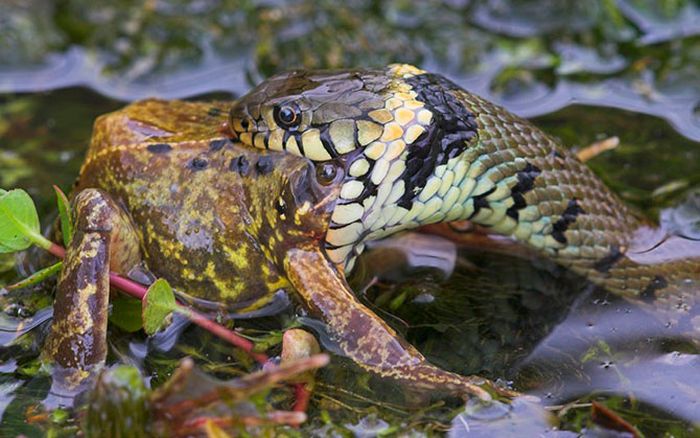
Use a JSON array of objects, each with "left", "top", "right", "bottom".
[{"left": 1, "top": 0, "right": 699, "bottom": 435}]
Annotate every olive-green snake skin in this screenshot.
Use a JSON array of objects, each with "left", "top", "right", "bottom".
[{"left": 229, "top": 64, "right": 699, "bottom": 327}]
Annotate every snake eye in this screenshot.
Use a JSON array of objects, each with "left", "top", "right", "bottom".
[
  {"left": 273, "top": 104, "right": 301, "bottom": 129},
  {"left": 315, "top": 162, "right": 342, "bottom": 186}
]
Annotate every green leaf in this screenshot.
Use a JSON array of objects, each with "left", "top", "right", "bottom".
[
  {"left": 142, "top": 278, "right": 178, "bottom": 335},
  {"left": 6, "top": 261, "right": 62, "bottom": 290},
  {"left": 389, "top": 290, "right": 407, "bottom": 311},
  {"left": 17, "top": 357, "right": 42, "bottom": 377},
  {"left": 252, "top": 330, "right": 284, "bottom": 353},
  {"left": 54, "top": 185, "right": 73, "bottom": 247},
  {"left": 50, "top": 408, "right": 69, "bottom": 425},
  {"left": 0, "top": 189, "right": 42, "bottom": 253},
  {"left": 110, "top": 295, "right": 144, "bottom": 332}
]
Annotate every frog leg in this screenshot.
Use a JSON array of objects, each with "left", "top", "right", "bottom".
[
  {"left": 43, "top": 189, "right": 141, "bottom": 382},
  {"left": 285, "top": 247, "right": 517, "bottom": 400}
]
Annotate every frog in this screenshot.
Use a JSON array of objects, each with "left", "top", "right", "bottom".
[
  {"left": 42, "top": 97, "right": 500, "bottom": 400},
  {"left": 43, "top": 63, "right": 699, "bottom": 403}
]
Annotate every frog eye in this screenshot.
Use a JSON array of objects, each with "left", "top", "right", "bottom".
[
  {"left": 315, "top": 162, "right": 343, "bottom": 186},
  {"left": 273, "top": 104, "right": 301, "bottom": 129}
]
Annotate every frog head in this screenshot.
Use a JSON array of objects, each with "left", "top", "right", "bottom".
[{"left": 240, "top": 150, "right": 345, "bottom": 272}]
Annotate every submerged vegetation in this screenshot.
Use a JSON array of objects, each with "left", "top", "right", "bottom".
[{"left": 0, "top": 0, "right": 699, "bottom": 435}]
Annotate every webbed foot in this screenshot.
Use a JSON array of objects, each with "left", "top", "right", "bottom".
[{"left": 285, "top": 247, "right": 519, "bottom": 401}]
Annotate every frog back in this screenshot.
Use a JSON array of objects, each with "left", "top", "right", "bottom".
[{"left": 75, "top": 99, "right": 289, "bottom": 310}]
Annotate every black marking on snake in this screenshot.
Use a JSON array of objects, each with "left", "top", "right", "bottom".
[
  {"left": 229, "top": 156, "right": 250, "bottom": 175},
  {"left": 346, "top": 173, "right": 376, "bottom": 209},
  {"left": 256, "top": 156, "right": 274, "bottom": 175},
  {"left": 282, "top": 130, "right": 292, "bottom": 151},
  {"left": 317, "top": 124, "right": 340, "bottom": 158},
  {"left": 147, "top": 143, "right": 172, "bottom": 154},
  {"left": 640, "top": 275, "right": 667, "bottom": 303},
  {"left": 506, "top": 163, "right": 541, "bottom": 220},
  {"left": 336, "top": 151, "right": 377, "bottom": 209},
  {"left": 209, "top": 139, "right": 229, "bottom": 151},
  {"left": 594, "top": 246, "right": 624, "bottom": 273},
  {"left": 294, "top": 132, "right": 306, "bottom": 156},
  {"left": 552, "top": 199, "right": 585, "bottom": 244},
  {"left": 467, "top": 186, "right": 497, "bottom": 220},
  {"left": 397, "top": 73, "right": 478, "bottom": 210},
  {"left": 189, "top": 157, "right": 209, "bottom": 170}
]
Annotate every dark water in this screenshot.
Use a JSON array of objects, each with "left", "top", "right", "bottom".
[{"left": 1, "top": 0, "right": 699, "bottom": 435}]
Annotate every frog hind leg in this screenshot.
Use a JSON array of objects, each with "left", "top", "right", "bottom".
[
  {"left": 285, "top": 247, "right": 517, "bottom": 401},
  {"left": 43, "top": 189, "right": 141, "bottom": 385}
]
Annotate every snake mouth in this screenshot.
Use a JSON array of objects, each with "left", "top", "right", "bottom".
[
  {"left": 228, "top": 103, "right": 259, "bottom": 146},
  {"left": 225, "top": 124, "right": 239, "bottom": 141}
]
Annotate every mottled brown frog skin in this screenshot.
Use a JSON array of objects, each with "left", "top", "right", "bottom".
[{"left": 43, "top": 99, "right": 501, "bottom": 400}]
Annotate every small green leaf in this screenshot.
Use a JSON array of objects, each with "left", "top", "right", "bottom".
[
  {"left": 54, "top": 185, "right": 73, "bottom": 247},
  {"left": 17, "top": 357, "right": 42, "bottom": 377},
  {"left": 0, "top": 189, "right": 42, "bottom": 253},
  {"left": 389, "top": 290, "right": 407, "bottom": 311},
  {"left": 110, "top": 295, "right": 144, "bottom": 332},
  {"left": 252, "top": 330, "right": 284, "bottom": 353},
  {"left": 142, "top": 278, "right": 178, "bottom": 335},
  {"left": 6, "top": 261, "right": 62, "bottom": 290},
  {"left": 50, "top": 408, "right": 69, "bottom": 424}
]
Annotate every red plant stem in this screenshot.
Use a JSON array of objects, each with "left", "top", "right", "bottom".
[
  {"left": 292, "top": 383, "right": 311, "bottom": 413},
  {"left": 183, "top": 411, "right": 306, "bottom": 433},
  {"left": 48, "top": 243, "right": 269, "bottom": 364},
  {"left": 187, "top": 310, "right": 268, "bottom": 364},
  {"left": 47, "top": 243, "right": 65, "bottom": 259},
  {"left": 108, "top": 273, "right": 148, "bottom": 299}
]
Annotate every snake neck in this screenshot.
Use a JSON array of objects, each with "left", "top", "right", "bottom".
[
  {"left": 329, "top": 71, "right": 644, "bottom": 281},
  {"left": 434, "top": 90, "right": 699, "bottom": 314}
]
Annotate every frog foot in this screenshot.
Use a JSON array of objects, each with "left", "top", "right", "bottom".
[{"left": 284, "top": 247, "right": 520, "bottom": 401}]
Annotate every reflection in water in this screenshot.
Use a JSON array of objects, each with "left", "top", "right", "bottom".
[
  {"left": 0, "top": 307, "right": 52, "bottom": 347},
  {"left": 449, "top": 398, "right": 562, "bottom": 437},
  {"left": 516, "top": 290, "right": 700, "bottom": 427}
]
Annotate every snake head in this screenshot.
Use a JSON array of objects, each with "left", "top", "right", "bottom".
[
  {"left": 229, "top": 68, "right": 393, "bottom": 159},
  {"left": 230, "top": 64, "right": 479, "bottom": 272}
]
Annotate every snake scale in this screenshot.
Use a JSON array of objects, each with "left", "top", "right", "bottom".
[{"left": 229, "top": 64, "right": 699, "bottom": 327}]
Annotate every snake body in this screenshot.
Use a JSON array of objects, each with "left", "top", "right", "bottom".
[{"left": 229, "top": 64, "right": 699, "bottom": 324}]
